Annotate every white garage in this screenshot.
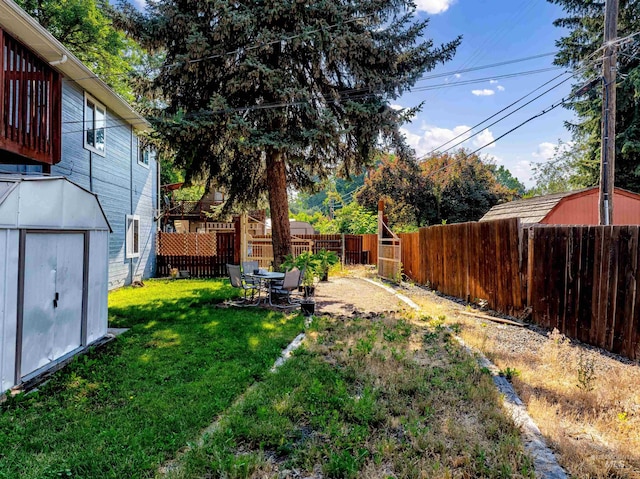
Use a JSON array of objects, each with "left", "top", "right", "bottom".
[{"left": 0, "top": 176, "right": 111, "bottom": 392}]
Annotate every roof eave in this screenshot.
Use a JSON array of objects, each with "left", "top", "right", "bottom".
[{"left": 0, "top": 0, "right": 150, "bottom": 133}]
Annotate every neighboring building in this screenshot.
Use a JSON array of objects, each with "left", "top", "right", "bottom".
[
  {"left": 289, "top": 220, "right": 315, "bottom": 235},
  {"left": 0, "top": 0, "right": 158, "bottom": 289},
  {"left": 480, "top": 187, "right": 640, "bottom": 225}
]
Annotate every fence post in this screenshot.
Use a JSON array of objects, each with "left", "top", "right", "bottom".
[{"left": 341, "top": 234, "right": 345, "bottom": 266}]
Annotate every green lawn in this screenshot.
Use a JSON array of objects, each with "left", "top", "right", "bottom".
[
  {"left": 0, "top": 279, "right": 304, "bottom": 479},
  {"left": 172, "top": 314, "right": 534, "bottom": 479}
]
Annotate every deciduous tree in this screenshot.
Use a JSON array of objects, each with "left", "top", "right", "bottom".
[
  {"left": 357, "top": 154, "right": 437, "bottom": 227},
  {"left": 423, "top": 150, "right": 515, "bottom": 223},
  {"left": 17, "top": 0, "right": 142, "bottom": 101}
]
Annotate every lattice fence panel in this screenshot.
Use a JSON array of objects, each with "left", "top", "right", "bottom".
[{"left": 157, "top": 232, "right": 217, "bottom": 256}]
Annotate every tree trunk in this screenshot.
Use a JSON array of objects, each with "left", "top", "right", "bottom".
[{"left": 266, "top": 149, "right": 291, "bottom": 269}]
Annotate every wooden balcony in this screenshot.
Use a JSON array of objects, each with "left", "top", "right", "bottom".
[{"left": 0, "top": 29, "right": 61, "bottom": 165}]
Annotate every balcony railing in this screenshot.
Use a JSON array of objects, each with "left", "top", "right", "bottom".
[{"left": 0, "top": 29, "right": 61, "bottom": 165}]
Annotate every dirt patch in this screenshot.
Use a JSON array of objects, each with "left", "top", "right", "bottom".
[{"left": 314, "top": 276, "right": 410, "bottom": 316}]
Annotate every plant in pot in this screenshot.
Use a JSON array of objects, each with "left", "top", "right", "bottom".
[
  {"left": 315, "top": 249, "right": 339, "bottom": 282},
  {"left": 282, "top": 251, "right": 320, "bottom": 315}
]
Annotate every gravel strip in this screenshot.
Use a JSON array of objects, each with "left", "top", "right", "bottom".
[{"left": 365, "top": 278, "right": 568, "bottom": 479}]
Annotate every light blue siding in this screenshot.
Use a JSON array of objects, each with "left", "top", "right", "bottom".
[{"left": 52, "top": 80, "right": 157, "bottom": 289}]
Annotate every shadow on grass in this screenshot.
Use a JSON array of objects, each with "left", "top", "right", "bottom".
[{"left": 0, "top": 279, "right": 304, "bottom": 479}]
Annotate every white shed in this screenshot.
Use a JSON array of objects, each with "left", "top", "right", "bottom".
[{"left": 0, "top": 176, "right": 111, "bottom": 392}]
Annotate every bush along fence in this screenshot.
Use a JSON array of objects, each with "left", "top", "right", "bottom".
[{"left": 397, "top": 218, "right": 640, "bottom": 360}]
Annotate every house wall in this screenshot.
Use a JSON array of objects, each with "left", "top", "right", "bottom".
[
  {"left": 542, "top": 190, "right": 640, "bottom": 225},
  {"left": 52, "top": 81, "right": 157, "bottom": 289},
  {"left": 0, "top": 229, "right": 19, "bottom": 392}
]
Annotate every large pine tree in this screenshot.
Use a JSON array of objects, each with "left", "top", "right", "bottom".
[
  {"left": 121, "top": 0, "right": 459, "bottom": 266},
  {"left": 550, "top": 0, "right": 640, "bottom": 192}
]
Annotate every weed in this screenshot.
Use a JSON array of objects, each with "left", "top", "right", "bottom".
[
  {"left": 424, "top": 331, "right": 439, "bottom": 344},
  {"left": 576, "top": 352, "right": 596, "bottom": 392},
  {"left": 498, "top": 367, "right": 520, "bottom": 382},
  {"left": 450, "top": 323, "right": 461, "bottom": 334},
  {"left": 173, "top": 312, "right": 534, "bottom": 478}
]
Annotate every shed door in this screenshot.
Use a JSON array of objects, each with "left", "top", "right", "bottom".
[{"left": 21, "top": 233, "right": 85, "bottom": 379}]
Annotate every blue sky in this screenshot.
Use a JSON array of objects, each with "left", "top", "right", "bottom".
[
  {"left": 396, "top": 0, "right": 577, "bottom": 187},
  {"left": 129, "top": 0, "right": 576, "bottom": 187}
]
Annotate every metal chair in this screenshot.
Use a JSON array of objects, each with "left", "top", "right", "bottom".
[
  {"left": 242, "top": 260, "right": 261, "bottom": 288},
  {"left": 227, "top": 264, "right": 259, "bottom": 305},
  {"left": 270, "top": 268, "right": 301, "bottom": 306}
]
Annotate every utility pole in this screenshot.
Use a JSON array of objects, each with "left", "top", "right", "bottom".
[{"left": 599, "top": 0, "right": 619, "bottom": 225}]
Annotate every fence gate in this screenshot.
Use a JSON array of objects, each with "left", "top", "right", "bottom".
[
  {"left": 377, "top": 202, "right": 402, "bottom": 281},
  {"left": 240, "top": 213, "right": 313, "bottom": 268}
]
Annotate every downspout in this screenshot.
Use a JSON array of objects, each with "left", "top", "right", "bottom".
[
  {"left": 89, "top": 151, "right": 93, "bottom": 191},
  {"left": 129, "top": 125, "right": 134, "bottom": 283}
]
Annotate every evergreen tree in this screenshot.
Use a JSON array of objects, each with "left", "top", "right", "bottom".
[
  {"left": 494, "top": 165, "right": 525, "bottom": 196},
  {"left": 549, "top": 0, "right": 640, "bottom": 192},
  {"left": 120, "top": 0, "right": 460, "bottom": 266}
]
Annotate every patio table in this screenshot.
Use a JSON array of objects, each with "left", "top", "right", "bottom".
[{"left": 245, "top": 272, "right": 285, "bottom": 306}]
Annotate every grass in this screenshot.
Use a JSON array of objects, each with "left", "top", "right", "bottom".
[
  {"left": 408, "top": 291, "right": 640, "bottom": 479},
  {"left": 0, "top": 279, "right": 304, "bottom": 479},
  {"left": 167, "top": 312, "right": 534, "bottom": 478}
]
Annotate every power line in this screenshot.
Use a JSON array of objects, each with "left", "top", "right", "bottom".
[
  {"left": 417, "top": 72, "right": 576, "bottom": 160},
  {"left": 61, "top": 64, "right": 567, "bottom": 129},
  {"left": 422, "top": 76, "right": 599, "bottom": 178}
]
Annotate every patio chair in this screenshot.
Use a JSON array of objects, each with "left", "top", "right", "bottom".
[
  {"left": 270, "top": 268, "right": 301, "bottom": 306},
  {"left": 242, "top": 260, "right": 261, "bottom": 288},
  {"left": 227, "top": 264, "right": 259, "bottom": 305}
]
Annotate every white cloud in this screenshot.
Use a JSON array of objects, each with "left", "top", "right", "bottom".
[
  {"left": 401, "top": 124, "right": 473, "bottom": 157},
  {"left": 389, "top": 104, "right": 404, "bottom": 111},
  {"left": 474, "top": 129, "right": 495, "bottom": 149},
  {"left": 401, "top": 124, "right": 497, "bottom": 158},
  {"left": 454, "top": 73, "right": 462, "bottom": 79},
  {"left": 489, "top": 79, "right": 498, "bottom": 84},
  {"left": 471, "top": 89, "right": 495, "bottom": 96},
  {"left": 497, "top": 85, "right": 505, "bottom": 91},
  {"left": 532, "top": 141, "right": 574, "bottom": 161},
  {"left": 414, "top": 0, "right": 456, "bottom": 14},
  {"left": 512, "top": 160, "right": 536, "bottom": 187},
  {"left": 484, "top": 154, "right": 504, "bottom": 164}
]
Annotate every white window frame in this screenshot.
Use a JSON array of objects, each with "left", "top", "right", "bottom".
[
  {"left": 126, "top": 215, "right": 140, "bottom": 259},
  {"left": 138, "top": 145, "right": 154, "bottom": 168},
  {"left": 84, "top": 92, "right": 107, "bottom": 156}
]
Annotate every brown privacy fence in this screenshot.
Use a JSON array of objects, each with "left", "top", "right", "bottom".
[
  {"left": 362, "top": 234, "right": 378, "bottom": 266},
  {"left": 156, "top": 233, "right": 372, "bottom": 278},
  {"left": 526, "top": 225, "right": 640, "bottom": 359},
  {"left": 398, "top": 219, "right": 640, "bottom": 360},
  {"left": 399, "top": 220, "right": 523, "bottom": 316}
]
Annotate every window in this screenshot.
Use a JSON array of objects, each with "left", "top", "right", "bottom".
[
  {"left": 84, "top": 93, "right": 106, "bottom": 155},
  {"left": 126, "top": 215, "right": 140, "bottom": 259},
  {"left": 138, "top": 145, "right": 155, "bottom": 168}
]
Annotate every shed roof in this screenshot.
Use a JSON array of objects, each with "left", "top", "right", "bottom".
[
  {"left": 479, "top": 188, "right": 596, "bottom": 224},
  {"left": 0, "top": 0, "right": 150, "bottom": 133},
  {"left": 0, "top": 176, "right": 111, "bottom": 231}
]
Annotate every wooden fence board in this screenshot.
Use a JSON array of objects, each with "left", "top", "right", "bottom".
[{"left": 362, "top": 234, "right": 378, "bottom": 265}]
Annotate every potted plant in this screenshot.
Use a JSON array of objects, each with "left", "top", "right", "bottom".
[
  {"left": 282, "top": 251, "right": 320, "bottom": 315},
  {"left": 315, "top": 249, "right": 339, "bottom": 282}
]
